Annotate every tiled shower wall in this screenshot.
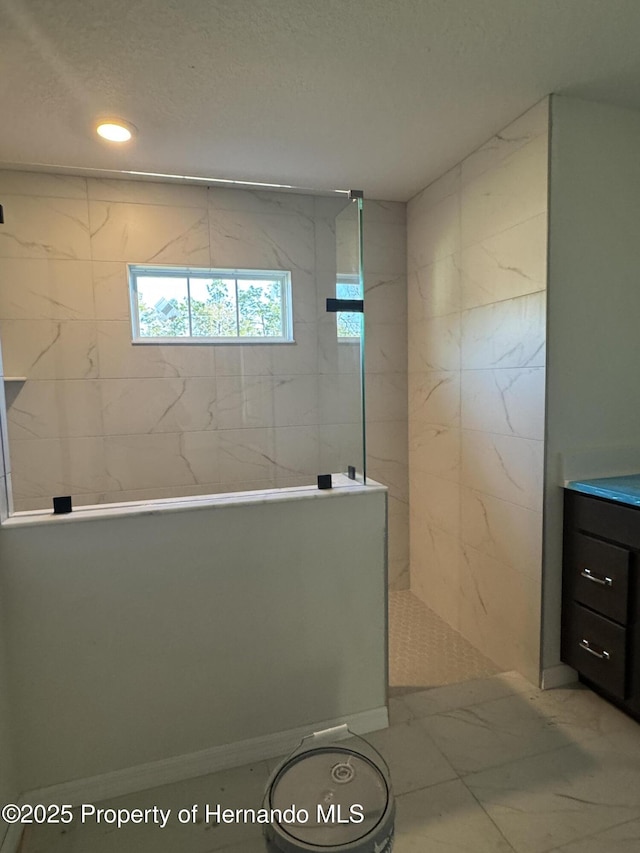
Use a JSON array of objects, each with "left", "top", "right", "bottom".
[
  {"left": 0, "top": 171, "right": 407, "bottom": 586},
  {"left": 407, "top": 100, "right": 548, "bottom": 681}
]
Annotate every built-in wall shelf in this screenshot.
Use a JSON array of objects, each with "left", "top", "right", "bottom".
[{"left": 3, "top": 377, "right": 26, "bottom": 383}]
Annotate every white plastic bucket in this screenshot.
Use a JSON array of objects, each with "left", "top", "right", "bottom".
[{"left": 263, "top": 725, "right": 394, "bottom": 852}]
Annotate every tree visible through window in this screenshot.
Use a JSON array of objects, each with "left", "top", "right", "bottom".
[
  {"left": 336, "top": 275, "right": 363, "bottom": 339},
  {"left": 129, "top": 267, "right": 293, "bottom": 342}
]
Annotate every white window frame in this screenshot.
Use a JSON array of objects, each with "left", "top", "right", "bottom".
[{"left": 128, "top": 265, "right": 294, "bottom": 344}]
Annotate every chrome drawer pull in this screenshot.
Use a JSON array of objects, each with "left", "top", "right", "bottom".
[
  {"left": 579, "top": 638, "right": 610, "bottom": 661},
  {"left": 581, "top": 568, "right": 613, "bottom": 587}
]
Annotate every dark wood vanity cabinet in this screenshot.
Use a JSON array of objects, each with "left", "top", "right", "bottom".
[{"left": 562, "top": 489, "right": 640, "bottom": 718}]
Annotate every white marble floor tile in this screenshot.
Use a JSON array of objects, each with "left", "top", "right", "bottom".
[
  {"left": 550, "top": 817, "right": 640, "bottom": 852},
  {"left": 402, "top": 671, "right": 531, "bottom": 718},
  {"left": 394, "top": 778, "right": 516, "bottom": 852},
  {"left": 363, "top": 719, "right": 457, "bottom": 795},
  {"left": 418, "top": 692, "right": 576, "bottom": 775},
  {"left": 465, "top": 736, "right": 640, "bottom": 853},
  {"left": 23, "top": 763, "right": 271, "bottom": 853}
]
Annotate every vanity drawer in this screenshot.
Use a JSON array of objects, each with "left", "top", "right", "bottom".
[
  {"left": 562, "top": 602, "right": 627, "bottom": 700},
  {"left": 565, "top": 532, "right": 630, "bottom": 624}
]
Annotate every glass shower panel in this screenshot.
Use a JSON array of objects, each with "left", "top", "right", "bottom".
[
  {"left": 0, "top": 182, "right": 367, "bottom": 514},
  {"left": 318, "top": 195, "right": 366, "bottom": 481}
]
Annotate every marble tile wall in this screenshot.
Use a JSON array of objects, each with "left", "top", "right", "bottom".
[
  {"left": 0, "top": 172, "right": 408, "bottom": 586},
  {"left": 407, "top": 100, "right": 549, "bottom": 681}
]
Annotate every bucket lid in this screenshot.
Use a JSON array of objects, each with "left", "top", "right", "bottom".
[{"left": 268, "top": 746, "right": 389, "bottom": 847}]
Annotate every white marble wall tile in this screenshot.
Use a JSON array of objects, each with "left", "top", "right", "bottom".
[
  {"left": 461, "top": 430, "right": 544, "bottom": 512},
  {"left": 410, "top": 473, "right": 460, "bottom": 537},
  {"left": 10, "top": 436, "right": 107, "bottom": 498},
  {"left": 314, "top": 196, "right": 351, "bottom": 221},
  {"left": 274, "top": 425, "right": 320, "bottom": 478},
  {"left": 461, "top": 291, "right": 546, "bottom": 369},
  {"left": 460, "top": 212, "right": 547, "bottom": 310},
  {"left": 364, "top": 274, "right": 407, "bottom": 325},
  {"left": 7, "top": 379, "right": 103, "bottom": 439},
  {"left": 269, "top": 325, "right": 316, "bottom": 376},
  {"left": 92, "top": 262, "right": 130, "bottom": 321},
  {"left": 410, "top": 424, "right": 460, "bottom": 482},
  {"left": 0, "top": 171, "right": 87, "bottom": 199},
  {"left": 272, "top": 375, "right": 320, "bottom": 426},
  {"left": 318, "top": 424, "right": 362, "bottom": 473},
  {"left": 461, "top": 133, "right": 548, "bottom": 248},
  {"left": 459, "top": 543, "right": 541, "bottom": 678},
  {"left": 209, "top": 209, "right": 314, "bottom": 273},
  {"left": 367, "top": 420, "right": 408, "bottom": 467},
  {"left": 87, "top": 178, "right": 207, "bottom": 208},
  {"left": 0, "top": 319, "right": 97, "bottom": 379},
  {"left": 89, "top": 202, "right": 210, "bottom": 265},
  {"left": 410, "top": 523, "right": 462, "bottom": 630},
  {"left": 217, "top": 427, "right": 277, "bottom": 483},
  {"left": 365, "top": 373, "right": 407, "bottom": 422},
  {"left": 178, "top": 430, "right": 220, "bottom": 485},
  {"left": 364, "top": 199, "right": 406, "bottom": 225},
  {"left": 103, "top": 433, "right": 207, "bottom": 491},
  {"left": 389, "top": 560, "right": 410, "bottom": 591},
  {"left": 0, "top": 258, "right": 94, "bottom": 320},
  {"left": 0, "top": 474, "right": 9, "bottom": 520},
  {"left": 336, "top": 215, "right": 359, "bottom": 276},
  {"left": 214, "top": 341, "right": 274, "bottom": 377},
  {"left": 461, "top": 99, "right": 549, "bottom": 187},
  {"left": 363, "top": 222, "right": 407, "bottom": 275},
  {"left": 365, "top": 322, "right": 407, "bottom": 374},
  {"left": 367, "top": 461, "right": 408, "bottom": 503},
  {"left": 407, "top": 164, "right": 461, "bottom": 222},
  {"left": 388, "top": 495, "right": 409, "bottom": 563},
  {"left": 408, "top": 313, "right": 461, "bottom": 373},
  {"left": 407, "top": 191, "right": 460, "bottom": 270},
  {"left": 316, "top": 321, "right": 360, "bottom": 376},
  {"left": 461, "top": 367, "right": 545, "bottom": 440},
  {"left": 408, "top": 255, "right": 461, "bottom": 323},
  {"left": 209, "top": 187, "right": 316, "bottom": 218},
  {"left": 318, "top": 374, "right": 361, "bottom": 425},
  {"left": 336, "top": 339, "right": 363, "bottom": 376},
  {"left": 460, "top": 487, "right": 543, "bottom": 581},
  {"left": 0, "top": 363, "right": 9, "bottom": 480},
  {"left": 97, "top": 321, "right": 215, "bottom": 378},
  {"left": 0, "top": 196, "right": 90, "bottom": 260},
  {"left": 314, "top": 219, "right": 339, "bottom": 281},
  {"left": 216, "top": 375, "right": 276, "bottom": 429},
  {"left": 290, "top": 271, "right": 318, "bottom": 324},
  {"left": 101, "top": 377, "right": 217, "bottom": 434},
  {"left": 409, "top": 371, "right": 460, "bottom": 429}
]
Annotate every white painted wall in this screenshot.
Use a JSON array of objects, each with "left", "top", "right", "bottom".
[
  {"left": 0, "top": 618, "right": 17, "bottom": 845},
  {"left": 0, "top": 342, "right": 17, "bottom": 846},
  {"left": 0, "top": 485, "right": 387, "bottom": 792},
  {"left": 543, "top": 96, "right": 640, "bottom": 668}
]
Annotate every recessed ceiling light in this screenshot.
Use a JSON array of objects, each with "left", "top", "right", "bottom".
[{"left": 96, "top": 119, "right": 135, "bottom": 143}]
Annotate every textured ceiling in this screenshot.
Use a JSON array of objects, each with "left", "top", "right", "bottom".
[{"left": 2, "top": 0, "right": 640, "bottom": 200}]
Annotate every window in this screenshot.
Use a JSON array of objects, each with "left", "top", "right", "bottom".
[
  {"left": 336, "top": 274, "right": 363, "bottom": 339},
  {"left": 129, "top": 266, "right": 293, "bottom": 343}
]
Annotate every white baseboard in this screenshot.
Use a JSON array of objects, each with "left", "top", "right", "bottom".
[
  {"left": 0, "top": 823, "right": 23, "bottom": 853},
  {"left": 21, "top": 705, "right": 388, "bottom": 808},
  {"left": 541, "top": 663, "right": 578, "bottom": 689}
]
